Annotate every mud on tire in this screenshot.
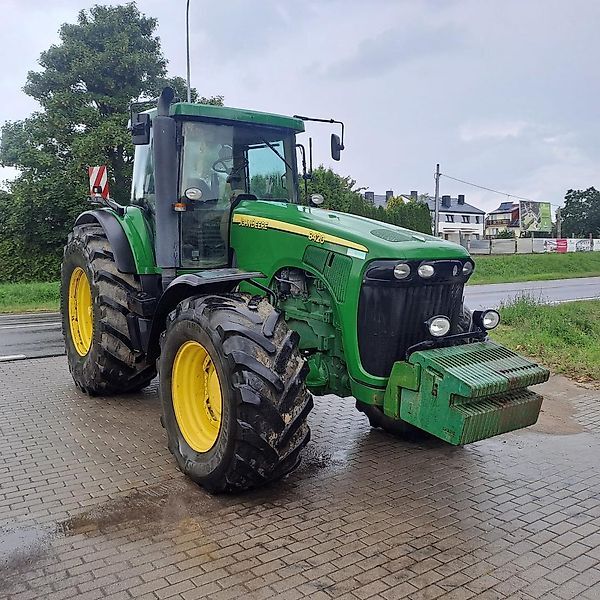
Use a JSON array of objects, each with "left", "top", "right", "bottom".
[
  {"left": 158, "top": 294, "right": 313, "bottom": 493},
  {"left": 60, "top": 223, "right": 156, "bottom": 395}
]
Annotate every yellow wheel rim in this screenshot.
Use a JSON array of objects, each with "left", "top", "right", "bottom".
[
  {"left": 68, "top": 267, "right": 93, "bottom": 356},
  {"left": 172, "top": 340, "right": 223, "bottom": 453}
]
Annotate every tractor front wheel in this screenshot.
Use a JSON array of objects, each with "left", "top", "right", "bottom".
[{"left": 158, "top": 294, "right": 312, "bottom": 493}]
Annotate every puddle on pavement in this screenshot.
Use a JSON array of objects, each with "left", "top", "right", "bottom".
[
  {"left": 57, "top": 478, "right": 215, "bottom": 536},
  {"left": 2, "top": 478, "right": 218, "bottom": 583},
  {"left": 0, "top": 524, "right": 52, "bottom": 578},
  {"left": 527, "top": 394, "right": 584, "bottom": 435},
  {"left": 294, "top": 441, "right": 352, "bottom": 477}
]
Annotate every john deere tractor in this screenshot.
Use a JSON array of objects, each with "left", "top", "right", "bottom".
[{"left": 61, "top": 88, "right": 549, "bottom": 493}]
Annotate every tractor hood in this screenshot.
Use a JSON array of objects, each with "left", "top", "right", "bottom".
[{"left": 232, "top": 200, "right": 469, "bottom": 261}]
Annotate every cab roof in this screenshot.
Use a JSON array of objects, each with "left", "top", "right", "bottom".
[{"left": 168, "top": 102, "right": 305, "bottom": 132}]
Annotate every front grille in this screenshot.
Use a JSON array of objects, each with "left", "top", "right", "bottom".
[{"left": 357, "top": 260, "right": 469, "bottom": 377}]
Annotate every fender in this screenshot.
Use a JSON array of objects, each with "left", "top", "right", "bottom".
[
  {"left": 143, "top": 269, "right": 264, "bottom": 360},
  {"left": 75, "top": 209, "right": 136, "bottom": 273}
]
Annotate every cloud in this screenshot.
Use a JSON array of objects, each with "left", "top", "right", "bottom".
[
  {"left": 319, "top": 23, "right": 467, "bottom": 81},
  {"left": 459, "top": 119, "right": 530, "bottom": 142}
]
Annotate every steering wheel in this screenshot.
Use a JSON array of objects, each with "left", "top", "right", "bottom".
[{"left": 211, "top": 158, "right": 233, "bottom": 174}]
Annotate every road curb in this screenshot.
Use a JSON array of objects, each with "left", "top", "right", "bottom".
[{"left": 0, "top": 354, "right": 27, "bottom": 362}]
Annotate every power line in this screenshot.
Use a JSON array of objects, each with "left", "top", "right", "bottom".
[{"left": 440, "top": 172, "right": 562, "bottom": 208}]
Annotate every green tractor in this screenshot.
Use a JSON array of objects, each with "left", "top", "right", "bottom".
[{"left": 61, "top": 88, "right": 549, "bottom": 493}]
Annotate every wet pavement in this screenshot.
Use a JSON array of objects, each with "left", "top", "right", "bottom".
[{"left": 1, "top": 357, "right": 600, "bottom": 600}]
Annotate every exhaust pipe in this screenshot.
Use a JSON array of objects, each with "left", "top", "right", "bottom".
[{"left": 153, "top": 87, "right": 179, "bottom": 289}]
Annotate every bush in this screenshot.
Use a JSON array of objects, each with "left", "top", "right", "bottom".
[{"left": 0, "top": 239, "right": 62, "bottom": 283}]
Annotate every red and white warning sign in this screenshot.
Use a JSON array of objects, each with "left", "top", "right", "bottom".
[{"left": 88, "top": 165, "right": 110, "bottom": 199}]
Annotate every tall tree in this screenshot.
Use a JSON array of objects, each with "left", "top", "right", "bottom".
[
  {"left": 0, "top": 3, "right": 222, "bottom": 281},
  {"left": 561, "top": 187, "right": 600, "bottom": 237}
]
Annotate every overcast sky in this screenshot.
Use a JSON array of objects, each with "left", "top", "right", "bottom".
[{"left": 1, "top": 0, "right": 599, "bottom": 212}]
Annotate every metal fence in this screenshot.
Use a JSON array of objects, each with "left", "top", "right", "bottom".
[{"left": 468, "top": 238, "right": 600, "bottom": 255}]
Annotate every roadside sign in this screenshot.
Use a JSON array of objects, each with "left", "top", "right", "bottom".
[{"left": 88, "top": 166, "right": 110, "bottom": 199}]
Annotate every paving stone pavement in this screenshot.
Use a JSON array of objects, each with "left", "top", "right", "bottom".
[{"left": 1, "top": 357, "right": 600, "bottom": 600}]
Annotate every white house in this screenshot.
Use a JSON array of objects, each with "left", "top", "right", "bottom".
[{"left": 426, "top": 194, "right": 485, "bottom": 243}]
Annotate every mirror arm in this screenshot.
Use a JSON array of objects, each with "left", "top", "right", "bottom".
[
  {"left": 296, "top": 143, "right": 309, "bottom": 205},
  {"left": 293, "top": 115, "right": 345, "bottom": 149},
  {"left": 338, "top": 121, "right": 345, "bottom": 150}
]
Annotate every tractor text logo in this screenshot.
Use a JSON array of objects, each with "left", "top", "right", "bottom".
[
  {"left": 238, "top": 217, "right": 269, "bottom": 230},
  {"left": 308, "top": 231, "right": 325, "bottom": 244}
]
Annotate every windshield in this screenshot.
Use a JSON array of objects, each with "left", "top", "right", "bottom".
[{"left": 180, "top": 121, "right": 298, "bottom": 203}]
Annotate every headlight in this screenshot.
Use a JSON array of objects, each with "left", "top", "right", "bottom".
[
  {"left": 393, "top": 263, "right": 411, "bottom": 279},
  {"left": 482, "top": 310, "right": 500, "bottom": 329},
  {"left": 426, "top": 316, "right": 451, "bottom": 337},
  {"left": 462, "top": 261, "right": 474, "bottom": 276},
  {"left": 417, "top": 263, "right": 435, "bottom": 278},
  {"left": 473, "top": 309, "right": 500, "bottom": 330}
]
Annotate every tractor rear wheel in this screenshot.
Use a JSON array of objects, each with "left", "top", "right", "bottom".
[
  {"left": 158, "top": 294, "right": 312, "bottom": 493},
  {"left": 60, "top": 223, "right": 156, "bottom": 395}
]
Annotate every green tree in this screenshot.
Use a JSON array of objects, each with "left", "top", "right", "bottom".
[
  {"left": 495, "top": 229, "right": 515, "bottom": 239},
  {"left": 303, "top": 166, "right": 365, "bottom": 213},
  {"left": 0, "top": 2, "right": 222, "bottom": 282},
  {"left": 386, "top": 195, "right": 433, "bottom": 235},
  {"left": 561, "top": 187, "right": 600, "bottom": 237}
]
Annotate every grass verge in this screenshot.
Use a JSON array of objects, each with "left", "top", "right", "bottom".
[
  {"left": 470, "top": 252, "right": 600, "bottom": 285},
  {"left": 492, "top": 297, "right": 600, "bottom": 382},
  {"left": 0, "top": 281, "right": 60, "bottom": 313}
]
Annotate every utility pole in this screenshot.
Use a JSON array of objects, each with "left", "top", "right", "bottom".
[
  {"left": 556, "top": 207, "right": 562, "bottom": 238},
  {"left": 186, "top": 0, "right": 192, "bottom": 103},
  {"left": 433, "top": 163, "right": 440, "bottom": 237}
]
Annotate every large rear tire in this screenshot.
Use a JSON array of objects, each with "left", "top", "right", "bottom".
[
  {"left": 158, "top": 294, "right": 312, "bottom": 493},
  {"left": 60, "top": 223, "right": 156, "bottom": 395}
]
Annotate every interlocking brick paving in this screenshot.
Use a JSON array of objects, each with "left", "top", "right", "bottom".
[{"left": 1, "top": 358, "right": 599, "bottom": 599}]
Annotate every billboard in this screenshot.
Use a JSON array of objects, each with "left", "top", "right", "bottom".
[{"left": 519, "top": 201, "right": 552, "bottom": 232}]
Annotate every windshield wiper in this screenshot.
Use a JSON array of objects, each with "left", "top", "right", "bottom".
[{"left": 259, "top": 138, "right": 295, "bottom": 175}]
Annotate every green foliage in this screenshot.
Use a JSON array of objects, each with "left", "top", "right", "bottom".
[
  {"left": 492, "top": 298, "right": 600, "bottom": 381},
  {"left": 385, "top": 195, "right": 433, "bottom": 234},
  {"left": 0, "top": 281, "right": 60, "bottom": 313},
  {"left": 250, "top": 174, "right": 288, "bottom": 200},
  {"left": 304, "top": 167, "right": 432, "bottom": 234},
  {"left": 0, "top": 2, "right": 222, "bottom": 282},
  {"left": 561, "top": 187, "right": 600, "bottom": 237},
  {"left": 470, "top": 253, "right": 600, "bottom": 285},
  {"left": 495, "top": 229, "right": 515, "bottom": 239}
]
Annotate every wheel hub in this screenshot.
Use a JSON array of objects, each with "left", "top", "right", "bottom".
[
  {"left": 68, "top": 267, "right": 93, "bottom": 356},
  {"left": 172, "top": 340, "right": 222, "bottom": 452}
]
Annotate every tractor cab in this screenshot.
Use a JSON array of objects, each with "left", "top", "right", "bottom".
[{"left": 130, "top": 92, "right": 304, "bottom": 272}]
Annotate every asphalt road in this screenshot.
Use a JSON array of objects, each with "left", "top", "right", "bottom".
[
  {"left": 1, "top": 275, "right": 599, "bottom": 360},
  {"left": 0, "top": 312, "right": 64, "bottom": 361},
  {"left": 464, "top": 275, "right": 600, "bottom": 310}
]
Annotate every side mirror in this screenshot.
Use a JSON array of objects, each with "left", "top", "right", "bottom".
[
  {"left": 132, "top": 113, "right": 151, "bottom": 145},
  {"left": 331, "top": 133, "right": 343, "bottom": 161}
]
